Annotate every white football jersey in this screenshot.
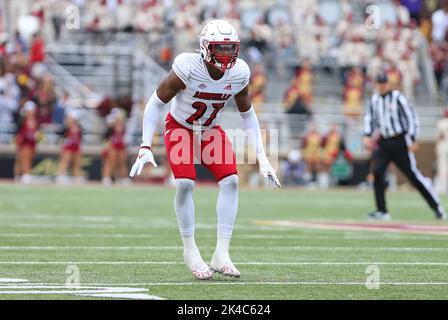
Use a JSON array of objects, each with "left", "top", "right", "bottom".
[{"left": 171, "top": 53, "right": 250, "bottom": 130}]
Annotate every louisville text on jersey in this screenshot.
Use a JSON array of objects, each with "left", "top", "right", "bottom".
[{"left": 193, "top": 91, "right": 232, "bottom": 101}]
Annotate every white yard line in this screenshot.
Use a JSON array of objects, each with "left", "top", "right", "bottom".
[
  {"left": 0, "top": 289, "right": 163, "bottom": 300},
  {"left": 3, "top": 282, "right": 448, "bottom": 287},
  {"left": 2, "top": 233, "right": 447, "bottom": 241},
  {"left": 0, "top": 278, "right": 28, "bottom": 283},
  {"left": 0, "top": 279, "right": 164, "bottom": 300},
  {"left": 1, "top": 261, "right": 448, "bottom": 266},
  {"left": 0, "top": 245, "right": 447, "bottom": 252},
  {"left": 54, "top": 282, "right": 448, "bottom": 286},
  {"left": 0, "top": 223, "right": 284, "bottom": 230}
]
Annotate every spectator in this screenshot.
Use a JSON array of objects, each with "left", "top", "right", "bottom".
[
  {"left": 330, "top": 140, "right": 354, "bottom": 185},
  {"left": 0, "top": 77, "right": 19, "bottom": 125},
  {"left": 248, "top": 19, "right": 272, "bottom": 54},
  {"left": 286, "top": 95, "right": 312, "bottom": 117},
  {"left": 97, "top": 96, "right": 116, "bottom": 118},
  {"left": 393, "top": 0, "right": 411, "bottom": 26},
  {"left": 29, "top": 33, "right": 45, "bottom": 64},
  {"left": 30, "top": 0, "right": 45, "bottom": 26},
  {"left": 102, "top": 108, "right": 130, "bottom": 186},
  {"left": 431, "top": 0, "right": 448, "bottom": 43},
  {"left": 34, "top": 74, "right": 57, "bottom": 124},
  {"left": 301, "top": 122, "right": 322, "bottom": 183},
  {"left": 400, "top": 0, "right": 423, "bottom": 24},
  {"left": 282, "top": 150, "right": 306, "bottom": 186},
  {"left": 116, "top": 0, "right": 135, "bottom": 32},
  {"left": 284, "top": 74, "right": 313, "bottom": 137},
  {"left": 249, "top": 64, "right": 267, "bottom": 111},
  {"left": 56, "top": 110, "right": 83, "bottom": 184},
  {"left": 49, "top": 1, "right": 65, "bottom": 41},
  {"left": 159, "top": 46, "right": 173, "bottom": 69},
  {"left": 435, "top": 107, "right": 448, "bottom": 193},
  {"left": 0, "top": 33, "right": 8, "bottom": 57},
  {"left": 52, "top": 90, "right": 72, "bottom": 125},
  {"left": 294, "top": 59, "right": 313, "bottom": 106},
  {"left": 15, "top": 101, "right": 38, "bottom": 184},
  {"left": 430, "top": 41, "right": 448, "bottom": 87},
  {"left": 320, "top": 123, "right": 342, "bottom": 173},
  {"left": 420, "top": 0, "right": 440, "bottom": 40},
  {"left": 367, "top": 47, "right": 387, "bottom": 82},
  {"left": 343, "top": 67, "right": 365, "bottom": 117},
  {"left": 86, "top": 0, "right": 115, "bottom": 33},
  {"left": 387, "top": 65, "right": 403, "bottom": 91},
  {"left": 319, "top": 124, "right": 342, "bottom": 189},
  {"left": 135, "top": 1, "right": 165, "bottom": 33},
  {"left": 9, "top": 31, "right": 27, "bottom": 54}
]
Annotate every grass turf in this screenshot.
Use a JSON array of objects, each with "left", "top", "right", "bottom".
[{"left": 0, "top": 184, "right": 448, "bottom": 299}]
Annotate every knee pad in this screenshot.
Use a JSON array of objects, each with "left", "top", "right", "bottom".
[
  {"left": 219, "top": 174, "right": 238, "bottom": 191},
  {"left": 175, "top": 178, "right": 195, "bottom": 195}
]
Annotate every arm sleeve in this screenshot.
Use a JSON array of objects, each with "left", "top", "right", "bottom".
[
  {"left": 141, "top": 91, "right": 166, "bottom": 146},
  {"left": 397, "top": 92, "right": 418, "bottom": 141},
  {"left": 239, "top": 106, "right": 265, "bottom": 155},
  {"left": 364, "top": 98, "right": 374, "bottom": 137}
]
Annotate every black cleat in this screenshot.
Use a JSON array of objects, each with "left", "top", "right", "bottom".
[{"left": 436, "top": 210, "right": 447, "bottom": 220}]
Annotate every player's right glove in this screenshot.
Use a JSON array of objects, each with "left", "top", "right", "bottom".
[
  {"left": 257, "top": 151, "right": 281, "bottom": 189},
  {"left": 129, "top": 145, "right": 158, "bottom": 178}
]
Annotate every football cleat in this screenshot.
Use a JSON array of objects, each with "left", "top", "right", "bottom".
[
  {"left": 210, "top": 252, "right": 241, "bottom": 278},
  {"left": 184, "top": 250, "right": 214, "bottom": 280},
  {"left": 436, "top": 207, "right": 447, "bottom": 220},
  {"left": 191, "top": 267, "right": 214, "bottom": 280},
  {"left": 367, "top": 211, "right": 391, "bottom": 221}
]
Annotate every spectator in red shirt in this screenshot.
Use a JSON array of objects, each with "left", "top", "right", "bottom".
[
  {"left": 29, "top": 33, "right": 45, "bottom": 64},
  {"left": 0, "top": 33, "right": 8, "bottom": 58}
]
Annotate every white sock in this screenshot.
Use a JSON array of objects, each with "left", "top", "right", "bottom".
[
  {"left": 216, "top": 237, "right": 231, "bottom": 254},
  {"left": 182, "top": 236, "right": 198, "bottom": 252},
  {"left": 216, "top": 174, "right": 238, "bottom": 254},
  {"left": 174, "top": 179, "right": 197, "bottom": 251}
]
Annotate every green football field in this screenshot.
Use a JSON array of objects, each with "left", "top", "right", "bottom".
[{"left": 1, "top": 183, "right": 448, "bottom": 300}]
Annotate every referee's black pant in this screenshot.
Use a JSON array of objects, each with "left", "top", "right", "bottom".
[{"left": 373, "top": 134, "right": 441, "bottom": 214}]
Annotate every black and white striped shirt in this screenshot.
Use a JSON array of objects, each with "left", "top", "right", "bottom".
[{"left": 364, "top": 90, "right": 419, "bottom": 141}]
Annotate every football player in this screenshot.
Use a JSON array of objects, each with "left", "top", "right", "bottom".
[{"left": 130, "top": 20, "right": 280, "bottom": 280}]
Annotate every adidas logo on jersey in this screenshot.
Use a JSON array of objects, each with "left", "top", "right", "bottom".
[
  {"left": 198, "top": 83, "right": 207, "bottom": 89},
  {"left": 224, "top": 84, "right": 232, "bottom": 90}
]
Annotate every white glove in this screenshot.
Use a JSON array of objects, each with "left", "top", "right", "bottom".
[
  {"left": 129, "top": 146, "right": 157, "bottom": 178},
  {"left": 257, "top": 152, "right": 281, "bottom": 188}
]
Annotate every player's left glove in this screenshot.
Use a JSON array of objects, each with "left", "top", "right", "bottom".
[
  {"left": 257, "top": 152, "right": 281, "bottom": 188},
  {"left": 129, "top": 145, "right": 157, "bottom": 178}
]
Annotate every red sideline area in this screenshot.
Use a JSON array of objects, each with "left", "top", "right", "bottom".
[{"left": 254, "top": 220, "right": 448, "bottom": 235}]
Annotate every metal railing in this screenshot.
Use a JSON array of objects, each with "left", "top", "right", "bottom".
[{"left": 132, "top": 49, "right": 168, "bottom": 102}]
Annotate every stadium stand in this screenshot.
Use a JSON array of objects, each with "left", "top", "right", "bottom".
[{"left": 0, "top": 0, "right": 447, "bottom": 186}]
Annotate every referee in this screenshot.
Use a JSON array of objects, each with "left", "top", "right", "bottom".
[{"left": 363, "top": 73, "right": 446, "bottom": 220}]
